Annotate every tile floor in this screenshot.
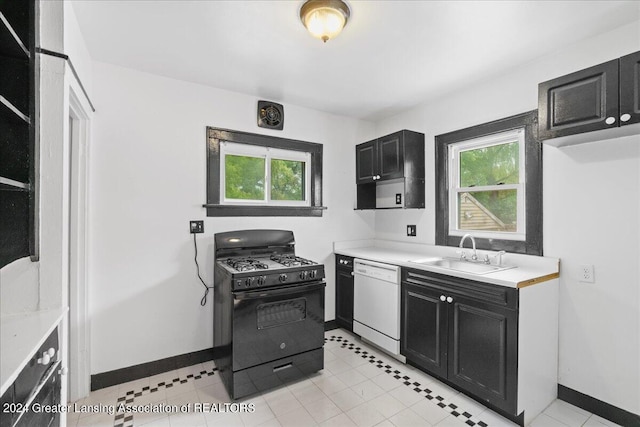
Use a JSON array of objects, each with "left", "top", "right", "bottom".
[{"left": 66, "top": 329, "right": 621, "bottom": 427}]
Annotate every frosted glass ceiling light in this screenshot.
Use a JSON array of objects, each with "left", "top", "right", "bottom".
[{"left": 300, "top": 0, "right": 350, "bottom": 43}]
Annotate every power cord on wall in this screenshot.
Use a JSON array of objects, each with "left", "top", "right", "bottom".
[{"left": 193, "top": 233, "right": 213, "bottom": 306}]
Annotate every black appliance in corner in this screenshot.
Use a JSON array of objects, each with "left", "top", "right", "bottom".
[{"left": 213, "top": 230, "right": 325, "bottom": 399}]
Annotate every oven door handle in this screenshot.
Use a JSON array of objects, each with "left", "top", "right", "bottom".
[{"left": 233, "top": 282, "right": 325, "bottom": 300}]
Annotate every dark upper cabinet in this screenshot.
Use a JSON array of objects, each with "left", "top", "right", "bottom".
[
  {"left": 355, "top": 139, "right": 377, "bottom": 183},
  {"left": 538, "top": 50, "right": 640, "bottom": 141},
  {"left": 619, "top": 51, "right": 640, "bottom": 126},
  {"left": 401, "top": 268, "right": 518, "bottom": 415},
  {"left": 335, "top": 255, "right": 354, "bottom": 332},
  {"left": 356, "top": 132, "right": 406, "bottom": 184},
  {"left": 1, "top": 0, "right": 37, "bottom": 268},
  {"left": 355, "top": 130, "right": 424, "bottom": 209}
]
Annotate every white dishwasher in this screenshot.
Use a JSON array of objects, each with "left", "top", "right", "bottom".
[{"left": 353, "top": 259, "right": 403, "bottom": 359}]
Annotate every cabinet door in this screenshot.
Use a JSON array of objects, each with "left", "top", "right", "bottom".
[
  {"left": 538, "top": 59, "right": 619, "bottom": 140},
  {"left": 335, "top": 265, "right": 354, "bottom": 331},
  {"left": 378, "top": 132, "right": 404, "bottom": 181},
  {"left": 619, "top": 51, "right": 640, "bottom": 126},
  {"left": 447, "top": 294, "right": 517, "bottom": 414},
  {"left": 355, "top": 140, "right": 377, "bottom": 184},
  {"left": 401, "top": 282, "right": 447, "bottom": 378}
]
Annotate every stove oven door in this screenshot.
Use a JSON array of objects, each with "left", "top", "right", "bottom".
[{"left": 232, "top": 281, "right": 325, "bottom": 371}]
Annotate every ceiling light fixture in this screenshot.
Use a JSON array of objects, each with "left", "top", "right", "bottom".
[{"left": 300, "top": 0, "right": 350, "bottom": 43}]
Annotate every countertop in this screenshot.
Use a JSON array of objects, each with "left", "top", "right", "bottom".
[
  {"left": 333, "top": 239, "right": 560, "bottom": 288},
  {"left": 0, "top": 308, "right": 66, "bottom": 395}
]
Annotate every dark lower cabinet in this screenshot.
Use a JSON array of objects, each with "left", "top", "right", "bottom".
[
  {"left": 0, "top": 327, "right": 61, "bottom": 427},
  {"left": 335, "top": 255, "right": 354, "bottom": 331},
  {"left": 401, "top": 268, "right": 518, "bottom": 415}
]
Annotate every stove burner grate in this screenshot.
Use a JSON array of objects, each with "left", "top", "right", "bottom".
[
  {"left": 225, "top": 258, "right": 269, "bottom": 272},
  {"left": 270, "top": 254, "right": 316, "bottom": 267}
]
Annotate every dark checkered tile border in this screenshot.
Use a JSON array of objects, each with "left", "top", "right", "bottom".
[
  {"left": 325, "top": 335, "right": 490, "bottom": 427},
  {"left": 111, "top": 366, "right": 218, "bottom": 427}
]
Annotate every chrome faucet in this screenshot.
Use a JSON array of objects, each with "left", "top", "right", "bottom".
[{"left": 459, "top": 234, "right": 477, "bottom": 261}]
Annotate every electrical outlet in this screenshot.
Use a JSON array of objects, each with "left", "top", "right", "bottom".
[
  {"left": 407, "top": 225, "right": 416, "bottom": 236},
  {"left": 395, "top": 193, "right": 402, "bottom": 205},
  {"left": 579, "top": 264, "right": 594, "bottom": 283},
  {"left": 190, "top": 220, "right": 204, "bottom": 234}
]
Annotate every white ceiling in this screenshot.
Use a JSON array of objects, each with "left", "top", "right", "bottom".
[{"left": 71, "top": 1, "right": 640, "bottom": 121}]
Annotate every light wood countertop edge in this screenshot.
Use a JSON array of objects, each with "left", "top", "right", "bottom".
[{"left": 517, "top": 272, "right": 560, "bottom": 288}]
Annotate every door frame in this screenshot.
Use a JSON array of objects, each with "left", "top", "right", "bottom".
[{"left": 66, "top": 83, "right": 91, "bottom": 401}]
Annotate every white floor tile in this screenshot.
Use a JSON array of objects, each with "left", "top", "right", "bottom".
[
  {"left": 169, "top": 410, "right": 208, "bottom": 427},
  {"left": 276, "top": 406, "right": 318, "bottom": 427},
  {"left": 346, "top": 401, "right": 386, "bottom": 427},
  {"left": 388, "top": 407, "right": 431, "bottom": 427},
  {"left": 328, "top": 388, "right": 367, "bottom": 412},
  {"left": 138, "top": 416, "right": 171, "bottom": 427},
  {"left": 530, "top": 413, "right": 569, "bottom": 427},
  {"left": 350, "top": 379, "right": 386, "bottom": 401},
  {"left": 435, "top": 414, "right": 470, "bottom": 426},
  {"left": 410, "top": 399, "right": 450, "bottom": 425},
  {"left": 336, "top": 367, "right": 369, "bottom": 387},
  {"left": 367, "top": 393, "right": 407, "bottom": 419},
  {"left": 264, "top": 388, "right": 303, "bottom": 418},
  {"left": 303, "top": 396, "right": 343, "bottom": 423},
  {"left": 312, "top": 374, "right": 349, "bottom": 395},
  {"left": 319, "top": 413, "right": 358, "bottom": 427},
  {"left": 543, "top": 399, "right": 591, "bottom": 426},
  {"left": 370, "top": 372, "right": 403, "bottom": 392},
  {"left": 239, "top": 397, "right": 276, "bottom": 427},
  {"left": 388, "top": 384, "right": 425, "bottom": 407},
  {"left": 294, "top": 383, "right": 328, "bottom": 406},
  {"left": 584, "top": 414, "right": 623, "bottom": 427}
]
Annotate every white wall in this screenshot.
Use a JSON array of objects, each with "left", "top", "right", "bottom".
[
  {"left": 88, "top": 61, "right": 375, "bottom": 374},
  {"left": 373, "top": 22, "right": 640, "bottom": 413}
]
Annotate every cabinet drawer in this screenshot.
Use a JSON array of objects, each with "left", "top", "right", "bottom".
[
  {"left": 232, "top": 348, "right": 323, "bottom": 399},
  {"left": 402, "top": 268, "right": 518, "bottom": 310},
  {"left": 14, "top": 329, "right": 59, "bottom": 406}
]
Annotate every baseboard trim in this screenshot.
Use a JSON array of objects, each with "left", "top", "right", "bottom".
[
  {"left": 324, "top": 320, "right": 338, "bottom": 331},
  {"left": 558, "top": 384, "right": 640, "bottom": 426},
  {"left": 91, "top": 348, "right": 214, "bottom": 391}
]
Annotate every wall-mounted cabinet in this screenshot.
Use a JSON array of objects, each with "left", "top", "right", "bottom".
[
  {"left": 355, "top": 130, "right": 424, "bottom": 209},
  {"left": 0, "top": 0, "right": 38, "bottom": 267},
  {"left": 538, "top": 50, "right": 640, "bottom": 144}
]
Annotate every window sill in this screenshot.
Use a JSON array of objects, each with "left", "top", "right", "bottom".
[{"left": 203, "top": 204, "right": 327, "bottom": 217}]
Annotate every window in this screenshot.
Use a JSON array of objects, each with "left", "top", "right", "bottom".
[
  {"left": 435, "top": 111, "right": 542, "bottom": 255},
  {"left": 206, "top": 127, "right": 325, "bottom": 217},
  {"left": 449, "top": 129, "right": 525, "bottom": 240},
  {"left": 220, "top": 142, "right": 310, "bottom": 206}
]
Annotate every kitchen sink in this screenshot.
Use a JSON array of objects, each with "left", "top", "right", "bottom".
[{"left": 409, "top": 257, "right": 516, "bottom": 275}]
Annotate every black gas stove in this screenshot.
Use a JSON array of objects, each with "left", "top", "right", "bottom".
[{"left": 213, "top": 230, "right": 326, "bottom": 400}]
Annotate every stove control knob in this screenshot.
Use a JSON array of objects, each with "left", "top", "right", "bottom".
[
  {"left": 245, "top": 277, "right": 253, "bottom": 287},
  {"left": 299, "top": 271, "right": 308, "bottom": 280},
  {"left": 309, "top": 270, "right": 317, "bottom": 279},
  {"left": 279, "top": 274, "right": 287, "bottom": 283},
  {"left": 257, "top": 276, "right": 266, "bottom": 286}
]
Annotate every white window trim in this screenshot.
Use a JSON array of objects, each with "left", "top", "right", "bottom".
[
  {"left": 220, "top": 141, "right": 311, "bottom": 206},
  {"left": 448, "top": 129, "right": 526, "bottom": 241}
]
